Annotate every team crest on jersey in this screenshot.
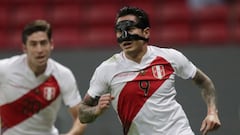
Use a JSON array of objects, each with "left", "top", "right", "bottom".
[
  {"left": 152, "top": 65, "right": 165, "bottom": 79},
  {"left": 43, "top": 87, "right": 56, "bottom": 101}
]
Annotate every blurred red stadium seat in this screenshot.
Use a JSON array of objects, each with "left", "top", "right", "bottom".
[
  {"left": 1, "top": 0, "right": 237, "bottom": 50},
  {"left": 159, "top": 0, "right": 187, "bottom": 4},
  {"left": 120, "top": 1, "right": 155, "bottom": 14},
  {"left": 7, "top": 30, "right": 22, "bottom": 50},
  {"left": 10, "top": 5, "right": 48, "bottom": 29},
  {"left": 193, "top": 24, "right": 230, "bottom": 44},
  {"left": 49, "top": 4, "right": 84, "bottom": 28},
  {"left": 120, "top": 1, "right": 156, "bottom": 25},
  {"left": 7, "top": 0, "right": 49, "bottom": 5},
  {"left": 0, "top": 7, "right": 9, "bottom": 30},
  {"left": 155, "top": 3, "right": 192, "bottom": 25},
  {"left": 232, "top": 24, "right": 240, "bottom": 43},
  {"left": 0, "top": 32, "right": 8, "bottom": 49},
  {"left": 85, "top": 26, "right": 116, "bottom": 47},
  {"left": 48, "top": 0, "right": 81, "bottom": 5},
  {"left": 193, "top": 5, "right": 230, "bottom": 24},
  {"left": 151, "top": 2, "right": 192, "bottom": 46},
  {"left": 233, "top": 2, "right": 240, "bottom": 24},
  {"left": 53, "top": 28, "right": 84, "bottom": 49},
  {"left": 83, "top": 3, "right": 119, "bottom": 26},
  {"left": 151, "top": 24, "right": 192, "bottom": 45},
  {"left": 191, "top": 5, "right": 231, "bottom": 44},
  {"left": 79, "top": 2, "right": 118, "bottom": 47}
]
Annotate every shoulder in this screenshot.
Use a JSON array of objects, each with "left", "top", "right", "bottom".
[
  {"left": 90, "top": 53, "right": 122, "bottom": 82},
  {"left": 49, "top": 59, "right": 74, "bottom": 77},
  {"left": 148, "top": 45, "right": 183, "bottom": 58},
  {"left": 0, "top": 54, "right": 24, "bottom": 65},
  {"left": 0, "top": 55, "right": 26, "bottom": 81},
  {"left": 48, "top": 59, "right": 78, "bottom": 90},
  {"left": 96, "top": 53, "right": 121, "bottom": 71},
  {"left": 0, "top": 54, "right": 26, "bottom": 71},
  {"left": 149, "top": 45, "right": 180, "bottom": 53}
]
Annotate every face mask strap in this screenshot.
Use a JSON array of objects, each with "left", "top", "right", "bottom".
[{"left": 115, "top": 20, "right": 149, "bottom": 43}]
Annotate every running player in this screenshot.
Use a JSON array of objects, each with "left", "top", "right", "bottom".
[
  {"left": 79, "top": 6, "right": 221, "bottom": 135},
  {"left": 0, "top": 20, "right": 86, "bottom": 135}
]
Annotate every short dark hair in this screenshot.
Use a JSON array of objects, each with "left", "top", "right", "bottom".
[
  {"left": 22, "top": 20, "right": 52, "bottom": 44},
  {"left": 115, "top": 6, "right": 150, "bottom": 29}
]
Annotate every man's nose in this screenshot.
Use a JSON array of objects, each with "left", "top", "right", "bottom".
[
  {"left": 35, "top": 44, "right": 44, "bottom": 51},
  {"left": 121, "top": 30, "right": 128, "bottom": 38}
]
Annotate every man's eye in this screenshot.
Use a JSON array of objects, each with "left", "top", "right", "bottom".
[
  {"left": 128, "top": 28, "right": 135, "bottom": 33},
  {"left": 29, "top": 42, "right": 37, "bottom": 46},
  {"left": 128, "top": 27, "right": 136, "bottom": 30},
  {"left": 115, "top": 29, "right": 121, "bottom": 33},
  {"left": 40, "top": 40, "right": 49, "bottom": 45},
  {"left": 41, "top": 41, "right": 46, "bottom": 45}
]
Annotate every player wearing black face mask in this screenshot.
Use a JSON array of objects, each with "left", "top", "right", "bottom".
[
  {"left": 115, "top": 20, "right": 149, "bottom": 43},
  {"left": 79, "top": 6, "right": 221, "bottom": 135}
]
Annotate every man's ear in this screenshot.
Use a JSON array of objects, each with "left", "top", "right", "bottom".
[
  {"left": 143, "top": 27, "right": 150, "bottom": 38},
  {"left": 50, "top": 39, "right": 54, "bottom": 50},
  {"left": 22, "top": 44, "right": 26, "bottom": 53}
]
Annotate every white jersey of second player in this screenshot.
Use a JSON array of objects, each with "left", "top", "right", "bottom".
[
  {"left": 88, "top": 45, "right": 197, "bottom": 135},
  {"left": 0, "top": 54, "right": 82, "bottom": 135}
]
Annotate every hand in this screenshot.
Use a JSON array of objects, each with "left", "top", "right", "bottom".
[
  {"left": 95, "top": 93, "right": 114, "bottom": 115},
  {"left": 200, "top": 113, "right": 221, "bottom": 135}
]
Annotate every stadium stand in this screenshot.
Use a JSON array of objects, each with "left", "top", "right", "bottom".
[
  {"left": 191, "top": 4, "right": 231, "bottom": 45},
  {"left": 0, "top": 6, "right": 9, "bottom": 30},
  {"left": 0, "top": 0, "right": 239, "bottom": 50},
  {"left": 151, "top": 2, "right": 192, "bottom": 46}
]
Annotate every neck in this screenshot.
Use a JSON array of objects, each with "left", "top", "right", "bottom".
[
  {"left": 28, "top": 63, "right": 46, "bottom": 77},
  {"left": 34, "top": 67, "right": 46, "bottom": 77},
  {"left": 125, "top": 45, "right": 147, "bottom": 64}
]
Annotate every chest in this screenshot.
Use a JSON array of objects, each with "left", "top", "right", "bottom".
[
  {"left": 0, "top": 73, "right": 60, "bottom": 105},
  {"left": 110, "top": 63, "right": 175, "bottom": 98}
]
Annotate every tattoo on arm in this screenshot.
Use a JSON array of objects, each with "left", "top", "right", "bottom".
[
  {"left": 193, "top": 69, "right": 217, "bottom": 107},
  {"left": 79, "top": 95, "right": 100, "bottom": 123}
]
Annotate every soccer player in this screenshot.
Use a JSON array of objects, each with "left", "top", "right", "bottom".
[
  {"left": 79, "top": 6, "right": 221, "bottom": 135},
  {"left": 0, "top": 20, "right": 86, "bottom": 135}
]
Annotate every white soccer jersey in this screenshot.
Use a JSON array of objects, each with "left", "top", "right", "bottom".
[
  {"left": 0, "top": 54, "right": 82, "bottom": 135},
  {"left": 88, "top": 45, "right": 197, "bottom": 135}
]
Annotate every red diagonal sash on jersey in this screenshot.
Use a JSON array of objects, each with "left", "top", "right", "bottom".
[
  {"left": 0, "top": 75, "right": 60, "bottom": 133},
  {"left": 117, "top": 56, "right": 174, "bottom": 135}
]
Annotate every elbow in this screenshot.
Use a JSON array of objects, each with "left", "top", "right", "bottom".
[{"left": 193, "top": 68, "right": 214, "bottom": 88}]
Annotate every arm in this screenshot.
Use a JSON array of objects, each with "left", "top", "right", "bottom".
[
  {"left": 64, "top": 104, "right": 87, "bottom": 135},
  {"left": 192, "top": 68, "right": 221, "bottom": 135},
  {"left": 79, "top": 93, "right": 114, "bottom": 123}
]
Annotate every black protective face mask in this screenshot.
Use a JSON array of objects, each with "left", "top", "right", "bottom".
[{"left": 115, "top": 20, "right": 149, "bottom": 44}]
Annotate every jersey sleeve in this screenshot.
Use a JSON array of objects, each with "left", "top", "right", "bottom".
[
  {"left": 0, "top": 61, "right": 4, "bottom": 84},
  {"left": 170, "top": 49, "right": 197, "bottom": 79},
  {"left": 61, "top": 70, "right": 82, "bottom": 107},
  {"left": 0, "top": 59, "right": 8, "bottom": 83},
  {"left": 87, "top": 65, "right": 109, "bottom": 98}
]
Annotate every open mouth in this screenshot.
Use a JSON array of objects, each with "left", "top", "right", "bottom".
[
  {"left": 36, "top": 55, "right": 45, "bottom": 59},
  {"left": 36, "top": 56, "right": 46, "bottom": 62},
  {"left": 123, "top": 41, "right": 132, "bottom": 46}
]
